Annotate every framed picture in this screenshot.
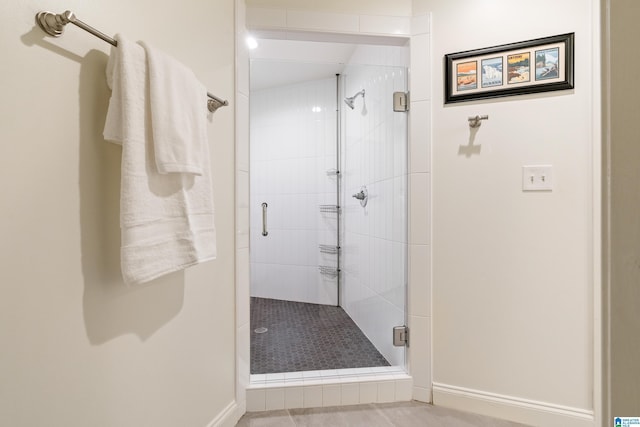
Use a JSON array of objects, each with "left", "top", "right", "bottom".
[{"left": 445, "top": 33, "right": 574, "bottom": 104}]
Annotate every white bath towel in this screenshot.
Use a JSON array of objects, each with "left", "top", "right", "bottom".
[
  {"left": 139, "top": 41, "right": 208, "bottom": 176},
  {"left": 103, "top": 34, "right": 216, "bottom": 286}
]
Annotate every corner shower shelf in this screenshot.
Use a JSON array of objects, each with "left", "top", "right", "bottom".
[
  {"left": 318, "top": 265, "right": 340, "bottom": 277},
  {"left": 319, "top": 204, "right": 341, "bottom": 213},
  {"left": 319, "top": 244, "right": 340, "bottom": 255}
]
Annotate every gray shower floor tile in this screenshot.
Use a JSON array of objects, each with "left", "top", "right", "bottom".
[{"left": 250, "top": 297, "right": 390, "bottom": 374}]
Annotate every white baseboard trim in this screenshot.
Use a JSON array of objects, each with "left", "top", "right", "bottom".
[
  {"left": 432, "top": 382, "right": 595, "bottom": 427},
  {"left": 412, "top": 385, "right": 432, "bottom": 403},
  {"left": 207, "top": 400, "right": 244, "bottom": 427}
]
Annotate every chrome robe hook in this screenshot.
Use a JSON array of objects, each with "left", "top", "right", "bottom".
[{"left": 468, "top": 115, "right": 489, "bottom": 128}]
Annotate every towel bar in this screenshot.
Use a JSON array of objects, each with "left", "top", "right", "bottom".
[{"left": 35, "top": 10, "right": 229, "bottom": 113}]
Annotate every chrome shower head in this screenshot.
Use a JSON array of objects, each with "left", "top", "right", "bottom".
[{"left": 344, "top": 89, "right": 365, "bottom": 110}]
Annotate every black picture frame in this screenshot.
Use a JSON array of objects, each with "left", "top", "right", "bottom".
[{"left": 444, "top": 33, "right": 574, "bottom": 104}]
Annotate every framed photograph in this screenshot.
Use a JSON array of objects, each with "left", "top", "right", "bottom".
[{"left": 445, "top": 33, "right": 574, "bottom": 103}]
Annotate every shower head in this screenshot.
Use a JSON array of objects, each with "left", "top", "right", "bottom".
[
  {"left": 344, "top": 89, "right": 365, "bottom": 110},
  {"left": 344, "top": 97, "right": 355, "bottom": 109}
]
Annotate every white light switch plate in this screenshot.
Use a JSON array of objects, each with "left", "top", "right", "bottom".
[{"left": 522, "top": 165, "right": 553, "bottom": 191}]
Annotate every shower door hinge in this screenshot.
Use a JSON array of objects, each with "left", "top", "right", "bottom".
[
  {"left": 393, "top": 92, "right": 409, "bottom": 112},
  {"left": 393, "top": 325, "right": 409, "bottom": 347}
]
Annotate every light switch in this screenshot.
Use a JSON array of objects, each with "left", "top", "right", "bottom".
[{"left": 522, "top": 165, "right": 553, "bottom": 191}]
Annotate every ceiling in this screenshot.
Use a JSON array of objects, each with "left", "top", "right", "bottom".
[{"left": 249, "top": 39, "right": 356, "bottom": 91}]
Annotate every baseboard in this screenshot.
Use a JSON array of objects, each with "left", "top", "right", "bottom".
[
  {"left": 413, "top": 385, "right": 432, "bottom": 403},
  {"left": 432, "top": 382, "right": 595, "bottom": 427},
  {"left": 207, "top": 400, "right": 244, "bottom": 427}
]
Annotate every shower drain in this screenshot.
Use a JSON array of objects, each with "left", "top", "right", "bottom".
[{"left": 254, "top": 327, "right": 268, "bottom": 334}]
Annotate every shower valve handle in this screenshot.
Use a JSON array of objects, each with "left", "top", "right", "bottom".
[{"left": 352, "top": 186, "right": 368, "bottom": 207}]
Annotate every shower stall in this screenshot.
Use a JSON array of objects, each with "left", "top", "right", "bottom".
[{"left": 249, "top": 40, "right": 408, "bottom": 375}]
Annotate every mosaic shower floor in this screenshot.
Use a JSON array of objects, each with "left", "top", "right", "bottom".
[{"left": 250, "top": 297, "right": 390, "bottom": 374}]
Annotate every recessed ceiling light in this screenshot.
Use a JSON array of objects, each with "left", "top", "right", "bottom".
[{"left": 246, "top": 36, "right": 258, "bottom": 50}]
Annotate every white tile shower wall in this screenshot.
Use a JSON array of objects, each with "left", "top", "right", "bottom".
[
  {"left": 341, "top": 44, "right": 409, "bottom": 367},
  {"left": 250, "top": 78, "right": 338, "bottom": 306},
  {"left": 408, "top": 12, "right": 432, "bottom": 400}
]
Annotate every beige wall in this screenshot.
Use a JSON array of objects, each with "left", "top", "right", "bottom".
[
  {"left": 429, "top": 0, "right": 600, "bottom": 425},
  {"left": 245, "top": 1, "right": 602, "bottom": 424},
  {"left": 0, "top": 0, "right": 237, "bottom": 426},
  {"left": 606, "top": 0, "right": 640, "bottom": 417}
]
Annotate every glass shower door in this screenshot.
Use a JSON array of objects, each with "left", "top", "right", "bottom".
[
  {"left": 249, "top": 77, "right": 339, "bottom": 307},
  {"left": 340, "top": 63, "right": 409, "bottom": 368}
]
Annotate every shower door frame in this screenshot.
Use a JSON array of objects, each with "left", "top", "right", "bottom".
[
  {"left": 237, "top": 13, "right": 430, "bottom": 408},
  {"left": 247, "top": 46, "right": 409, "bottom": 372}
]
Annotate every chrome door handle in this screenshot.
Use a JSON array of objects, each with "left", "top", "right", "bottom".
[{"left": 261, "top": 202, "right": 268, "bottom": 236}]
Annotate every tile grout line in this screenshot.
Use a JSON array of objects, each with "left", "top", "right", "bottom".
[
  {"left": 373, "top": 403, "right": 402, "bottom": 427},
  {"left": 285, "top": 409, "right": 297, "bottom": 426}
]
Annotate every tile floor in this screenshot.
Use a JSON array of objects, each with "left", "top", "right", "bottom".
[
  {"left": 236, "top": 401, "right": 530, "bottom": 426},
  {"left": 251, "top": 297, "right": 390, "bottom": 374}
]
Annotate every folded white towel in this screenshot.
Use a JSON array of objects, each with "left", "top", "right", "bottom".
[
  {"left": 103, "top": 34, "right": 216, "bottom": 286},
  {"left": 139, "top": 41, "right": 208, "bottom": 176}
]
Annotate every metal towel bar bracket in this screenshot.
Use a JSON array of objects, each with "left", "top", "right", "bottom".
[{"left": 35, "top": 10, "right": 229, "bottom": 113}]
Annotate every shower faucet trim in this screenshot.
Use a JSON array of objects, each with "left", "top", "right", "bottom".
[
  {"left": 344, "top": 89, "right": 365, "bottom": 110},
  {"left": 352, "top": 185, "right": 368, "bottom": 207}
]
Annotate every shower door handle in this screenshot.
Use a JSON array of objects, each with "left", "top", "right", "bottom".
[{"left": 261, "top": 202, "right": 268, "bottom": 236}]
